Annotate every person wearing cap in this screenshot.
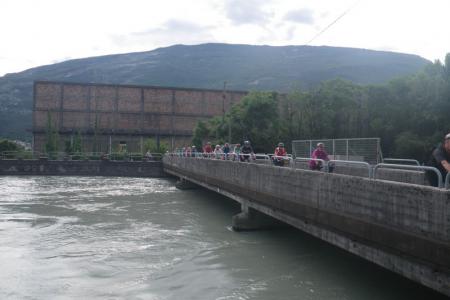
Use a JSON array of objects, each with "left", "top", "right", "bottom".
[
  {"left": 240, "top": 140, "right": 254, "bottom": 162},
  {"left": 214, "top": 144, "right": 223, "bottom": 159},
  {"left": 427, "top": 133, "right": 450, "bottom": 187},
  {"left": 273, "top": 142, "right": 287, "bottom": 166},
  {"left": 309, "top": 142, "right": 332, "bottom": 172},
  {"left": 191, "top": 145, "right": 198, "bottom": 157}
]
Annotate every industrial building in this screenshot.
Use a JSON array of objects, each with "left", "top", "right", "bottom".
[{"left": 32, "top": 81, "right": 247, "bottom": 153}]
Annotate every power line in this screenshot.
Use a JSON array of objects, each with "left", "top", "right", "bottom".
[{"left": 306, "top": 0, "right": 361, "bottom": 45}]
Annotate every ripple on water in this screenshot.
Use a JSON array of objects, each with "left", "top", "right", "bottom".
[{"left": 0, "top": 176, "right": 447, "bottom": 300}]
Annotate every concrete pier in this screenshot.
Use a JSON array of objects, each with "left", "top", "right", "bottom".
[{"left": 232, "top": 202, "right": 286, "bottom": 231}]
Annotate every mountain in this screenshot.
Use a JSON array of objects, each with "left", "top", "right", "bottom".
[{"left": 0, "top": 43, "right": 430, "bottom": 140}]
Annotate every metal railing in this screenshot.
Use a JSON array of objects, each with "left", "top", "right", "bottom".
[
  {"left": 269, "top": 155, "right": 293, "bottom": 167},
  {"left": 383, "top": 158, "right": 420, "bottom": 166},
  {"left": 294, "top": 157, "right": 327, "bottom": 171},
  {"left": 1, "top": 151, "right": 41, "bottom": 160},
  {"left": 373, "top": 163, "right": 442, "bottom": 188},
  {"left": 327, "top": 159, "right": 372, "bottom": 178},
  {"left": 445, "top": 173, "right": 450, "bottom": 189},
  {"left": 292, "top": 137, "right": 382, "bottom": 164},
  {"left": 165, "top": 153, "right": 450, "bottom": 189}
]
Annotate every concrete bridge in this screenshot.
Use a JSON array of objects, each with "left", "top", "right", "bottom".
[{"left": 163, "top": 155, "right": 450, "bottom": 296}]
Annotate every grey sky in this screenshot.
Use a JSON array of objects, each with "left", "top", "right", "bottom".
[
  {"left": 0, "top": 0, "right": 449, "bottom": 76},
  {"left": 284, "top": 9, "right": 315, "bottom": 25}
]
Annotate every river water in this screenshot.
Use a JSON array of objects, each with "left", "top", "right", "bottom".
[{"left": 0, "top": 176, "right": 446, "bottom": 300}]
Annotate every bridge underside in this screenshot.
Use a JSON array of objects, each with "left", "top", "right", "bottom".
[{"left": 164, "top": 156, "right": 450, "bottom": 297}]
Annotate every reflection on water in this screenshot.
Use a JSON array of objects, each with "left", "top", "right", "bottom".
[{"left": 0, "top": 176, "right": 446, "bottom": 300}]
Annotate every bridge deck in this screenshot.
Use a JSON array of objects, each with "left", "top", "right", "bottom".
[{"left": 163, "top": 155, "right": 450, "bottom": 296}]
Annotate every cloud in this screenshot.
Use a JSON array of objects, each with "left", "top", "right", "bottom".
[
  {"left": 110, "top": 19, "right": 216, "bottom": 48},
  {"left": 284, "top": 8, "right": 315, "bottom": 25},
  {"left": 224, "top": 0, "right": 272, "bottom": 25},
  {"left": 136, "top": 19, "right": 212, "bottom": 36}
]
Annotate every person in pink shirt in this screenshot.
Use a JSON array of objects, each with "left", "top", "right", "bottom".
[{"left": 309, "top": 142, "right": 331, "bottom": 171}]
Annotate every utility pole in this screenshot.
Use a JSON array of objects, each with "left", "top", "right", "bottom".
[
  {"left": 222, "top": 81, "right": 226, "bottom": 121},
  {"left": 222, "top": 81, "right": 231, "bottom": 142}
]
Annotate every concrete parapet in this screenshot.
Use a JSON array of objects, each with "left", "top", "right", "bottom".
[{"left": 163, "top": 155, "right": 450, "bottom": 296}]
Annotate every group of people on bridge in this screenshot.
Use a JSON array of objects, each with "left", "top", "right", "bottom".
[
  {"left": 175, "top": 140, "right": 333, "bottom": 170},
  {"left": 171, "top": 133, "right": 450, "bottom": 187}
]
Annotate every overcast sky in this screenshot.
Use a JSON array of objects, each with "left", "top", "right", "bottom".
[{"left": 1, "top": 0, "right": 449, "bottom": 76}]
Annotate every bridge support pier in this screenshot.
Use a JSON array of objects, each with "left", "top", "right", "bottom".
[
  {"left": 175, "top": 178, "right": 197, "bottom": 190},
  {"left": 232, "top": 202, "right": 285, "bottom": 231}
]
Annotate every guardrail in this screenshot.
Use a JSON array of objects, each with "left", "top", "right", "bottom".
[
  {"left": 271, "top": 155, "right": 293, "bottom": 167},
  {"left": 373, "top": 163, "right": 442, "bottom": 188},
  {"left": 446, "top": 173, "right": 450, "bottom": 189},
  {"left": 328, "top": 159, "right": 372, "bottom": 178},
  {"left": 383, "top": 158, "right": 420, "bottom": 166},
  {"left": 1, "top": 151, "right": 41, "bottom": 160},
  {"left": 294, "top": 157, "right": 327, "bottom": 171},
  {"left": 165, "top": 154, "right": 450, "bottom": 189}
]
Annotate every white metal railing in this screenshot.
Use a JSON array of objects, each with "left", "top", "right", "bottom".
[
  {"left": 292, "top": 137, "right": 382, "bottom": 164},
  {"left": 327, "top": 159, "right": 372, "bottom": 178},
  {"left": 373, "top": 163, "right": 442, "bottom": 188},
  {"left": 445, "top": 172, "right": 450, "bottom": 189},
  {"left": 383, "top": 158, "right": 420, "bottom": 166},
  {"left": 294, "top": 157, "right": 327, "bottom": 172},
  {"left": 271, "top": 155, "right": 293, "bottom": 166}
]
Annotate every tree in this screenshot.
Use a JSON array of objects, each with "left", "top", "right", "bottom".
[
  {"left": 192, "top": 91, "right": 282, "bottom": 153},
  {"left": 192, "top": 121, "right": 210, "bottom": 149},
  {"left": 72, "top": 131, "right": 83, "bottom": 153},
  {"left": 144, "top": 137, "right": 169, "bottom": 153},
  {"left": 45, "top": 111, "right": 59, "bottom": 153},
  {"left": 0, "top": 139, "right": 23, "bottom": 152}
]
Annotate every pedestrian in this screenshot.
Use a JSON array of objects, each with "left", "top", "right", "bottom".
[
  {"left": 426, "top": 133, "right": 450, "bottom": 187},
  {"left": 240, "top": 140, "right": 255, "bottom": 162},
  {"left": 223, "top": 143, "right": 231, "bottom": 160},
  {"left": 309, "top": 142, "right": 333, "bottom": 172},
  {"left": 273, "top": 142, "right": 287, "bottom": 166}
]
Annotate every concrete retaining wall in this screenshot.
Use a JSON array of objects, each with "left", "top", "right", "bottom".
[
  {"left": 0, "top": 159, "right": 165, "bottom": 177},
  {"left": 163, "top": 156, "right": 450, "bottom": 296}
]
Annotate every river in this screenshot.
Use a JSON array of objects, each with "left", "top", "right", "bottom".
[{"left": 0, "top": 176, "right": 446, "bottom": 300}]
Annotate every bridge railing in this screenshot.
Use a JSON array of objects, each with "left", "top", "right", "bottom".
[
  {"left": 382, "top": 158, "right": 420, "bottom": 166},
  {"left": 271, "top": 155, "right": 293, "bottom": 167},
  {"left": 373, "top": 163, "right": 442, "bottom": 188},
  {"left": 164, "top": 153, "right": 450, "bottom": 189},
  {"left": 1, "top": 151, "right": 42, "bottom": 160},
  {"left": 445, "top": 173, "right": 450, "bottom": 189},
  {"left": 293, "top": 157, "right": 327, "bottom": 171},
  {"left": 328, "top": 159, "right": 372, "bottom": 178}
]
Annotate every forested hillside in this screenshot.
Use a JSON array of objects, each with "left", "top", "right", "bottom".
[
  {"left": 194, "top": 55, "right": 450, "bottom": 161},
  {"left": 0, "top": 43, "right": 429, "bottom": 140}
]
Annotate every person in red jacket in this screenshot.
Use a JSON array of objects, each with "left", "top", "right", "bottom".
[
  {"left": 203, "top": 142, "right": 213, "bottom": 157},
  {"left": 273, "top": 142, "right": 287, "bottom": 166}
]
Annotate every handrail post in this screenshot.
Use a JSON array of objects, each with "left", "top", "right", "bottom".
[{"left": 445, "top": 172, "right": 450, "bottom": 189}]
